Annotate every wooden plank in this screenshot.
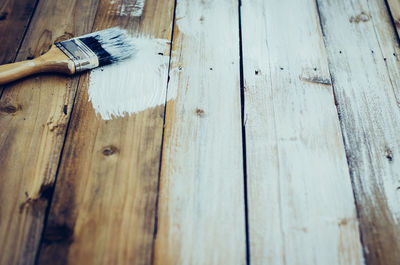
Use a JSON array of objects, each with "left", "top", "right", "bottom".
[
  {"left": 241, "top": 0, "right": 365, "bottom": 264},
  {"left": 152, "top": 0, "right": 247, "bottom": 264},
  {"left": 0, "top": 0, "right": 100, "bottom": 264},
  {"left": 316, "top": 0, "right": 400, "bottom": 263},
  {"left": 37, "top": 0, "right": 175, "bottom": 264},
  {"left": 0, "top": 0, "right": 38, "bottom": 65}
]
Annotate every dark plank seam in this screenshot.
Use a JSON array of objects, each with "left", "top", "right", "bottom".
[
  {"left": 366, "top": 0, "right": 399, "bottom": 95},
  {"left": 313, "top": 0, "right": 368, "bottom": 264},
  {"left": 237, "top": 0, "right": 251, "bottom": 264},
  {"left": 380, "top": 0, "right": 400, "bottom": 106},
  {"left": 0, "top": 0, "right": 41, "bottom": 100},
  {"left": 33, "top": 2, "right": 103, "bottom": 264},
  {"left": 383, "top": 0, "right": 400, "bottom": 48},
  {"left": 150, "top": 0, "right": 178, "bottom": 264},
  {"left": 33, "top": 76, "right": 82, "bottom": 265}
]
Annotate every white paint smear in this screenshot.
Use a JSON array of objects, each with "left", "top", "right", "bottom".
[
  {"left": 108, "top": 0, "right": 146, "bottom": 17},
  {"left": 89, "top": 37, "right": 171, "bottom": 120}
]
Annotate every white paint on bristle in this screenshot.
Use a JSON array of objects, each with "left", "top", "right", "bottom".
[
  {"left": 81, "top": 27, "right": 135, "bottom": 63},
  {"left": 89, "top": 37, "right": 172, "bottom": 120},
  {"left": 109, "top": 0, "right": 146, "bottom": 17}
]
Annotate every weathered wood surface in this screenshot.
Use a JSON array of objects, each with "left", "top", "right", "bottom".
[
  {"left": 0, "top": 0, "right": 37, "bottom": 66},
  {"left": 1, "top": 0, "right": 400, "bottom": 264},
  {"left": 0, "top": 0, "right": 100, "bottom": 264},
  {"left": 153, "top": 0, "right": 247, "bottom": 264},
  {"left": 37, "top": 0, "right": 175, "bottom": 264},
  {"left": 317, "top": 0, "right": 400, "bottom": 264},
  {"left": 241, "top": 0, "right": 364, "bottom": 264}
]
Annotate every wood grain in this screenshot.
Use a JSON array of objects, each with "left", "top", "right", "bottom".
[
  {"left": 0, "top": 0, "right": 37, "bottom": 66},
  {"left": 153, "top": 0, "right": 247, "bottom": 264},
  {"left": 37, "top": 0, "right": 175, "bottom": 264},
  {"left": 317, "top": 0, "right": 400, "bottom": 263},
  {"left": 0, "top": 0, "right": 100, "bottom": 264},
  {"left": 241, "top": 0, "right": 364, "bottom": 264}
]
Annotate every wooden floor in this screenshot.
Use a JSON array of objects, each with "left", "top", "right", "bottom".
[{"left": 1, "top": 0, "right": 400, "bottom": 264}]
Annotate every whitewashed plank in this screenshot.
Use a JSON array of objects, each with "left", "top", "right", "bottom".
[
  {"left": 317, "top": 0, "right": 400, "bottom": 263},
  {"left": 241, "top": 0, "right": 365, "bottom": 264},
  {"left": 153, "top": 0, "right": 246, "bottom": 264}
]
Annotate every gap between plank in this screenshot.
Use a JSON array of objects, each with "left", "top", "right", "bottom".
[
  {"left": 383, "top": 0, "right": 400, "bottom": 48},
  {"left": 33, "top": 3, "right": 103, "bottom": 263},
  {"left": 313, "top": 0, "right": 369, "bottom": 263},
  {"left": 237, "top": 0, "right": 251, "bottom": 264},
  {"left": 33, "top": 75, "right": 83, "bottom": 265},
  {"left": 0, "top": 0, "right": 40, "bottom": 100},
  {"left": 150, "top": 0, "right": 178, "bottom": 263}
]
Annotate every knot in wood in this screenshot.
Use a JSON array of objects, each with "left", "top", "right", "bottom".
[
  {"left": 102, "top": 145, "right": 119, "bottom": 156},
  {"left": 0, "top": 104, "right": 21, "bottom": 114}
]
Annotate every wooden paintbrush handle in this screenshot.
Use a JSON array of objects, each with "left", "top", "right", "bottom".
[{"left": 0, "top": 46, "right": 76, "bottom": 85}]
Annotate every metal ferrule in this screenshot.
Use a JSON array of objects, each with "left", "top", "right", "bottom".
[{"left": 55, "top": 39, "right": 99, "bottom": 72}]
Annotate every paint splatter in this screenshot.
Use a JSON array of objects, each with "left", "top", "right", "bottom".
[
  {"left": 89, "top": 37, "right": 173, "bottom": 120},
  {"left": 108, "top": 0, "right": 146, "bottom": 17}
]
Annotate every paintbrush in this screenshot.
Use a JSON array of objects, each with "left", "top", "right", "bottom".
[{"left": 0, "top": 27, "right": 135, "bottom": 85}]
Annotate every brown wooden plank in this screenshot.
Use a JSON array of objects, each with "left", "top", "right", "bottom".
[
  {"left": 0, "top": 0, "right": 100, "bottom": 264},
  {"left": 37, "top": 0, "right": 175, "bottom": 264},
  {"left": 0, "top": 0, "right": 38, "bottom": 65},
  {"left": 316, "top": 0, "right": 400, "bottom": 264}
]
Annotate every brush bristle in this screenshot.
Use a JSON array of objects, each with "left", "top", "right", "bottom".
[{"left": 77, "top": 27, "right": 135, "bottom": 66}]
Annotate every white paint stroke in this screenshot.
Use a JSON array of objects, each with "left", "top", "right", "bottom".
[
  {"left": 89, "top": 37, "right": 172, "bottom": 120},
  {"left": 108, "top": 0, "right": 146, "bottom": 17}
]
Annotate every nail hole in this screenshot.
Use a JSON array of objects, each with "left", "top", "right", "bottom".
[{"left": 385, "top": 148, "right": 393, "bottom": 162}]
